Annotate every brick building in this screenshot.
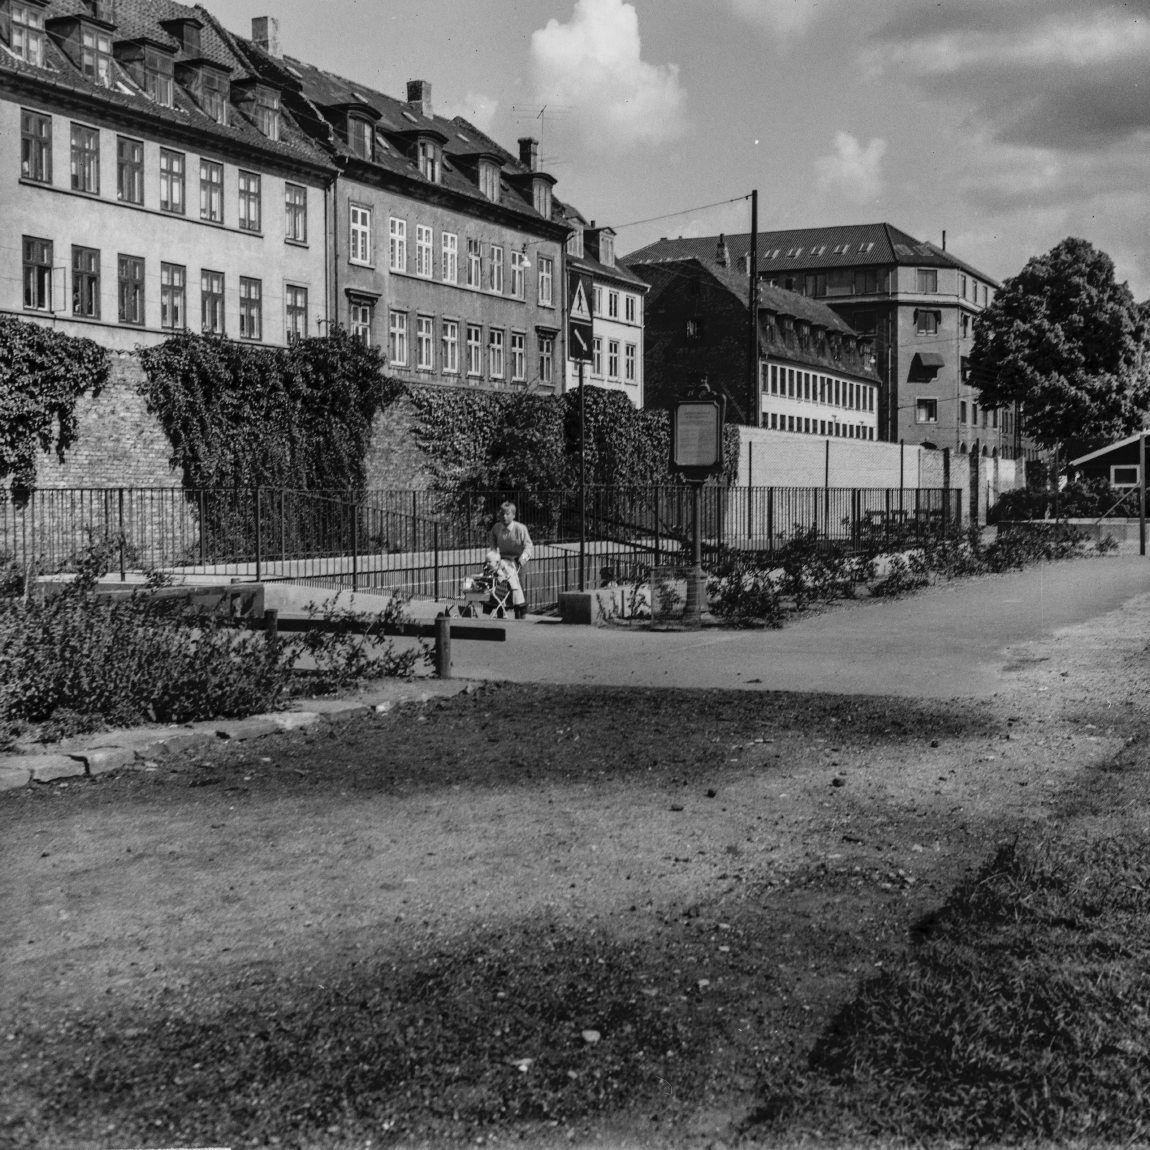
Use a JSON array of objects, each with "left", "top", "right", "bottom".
[
  {"left": 633, "top": 247, "right": 880, "bottom": 440},
  {"left": 629, "top": 223, "right": 1019, "bottom": 456}
]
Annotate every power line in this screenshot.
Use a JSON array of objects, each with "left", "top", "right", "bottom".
[{"left": 607, "top": 194, "right": 752, "bottom": 234}]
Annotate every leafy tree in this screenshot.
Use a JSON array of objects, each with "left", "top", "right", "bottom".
[{"left": 969, "top": 237, "right": 1149, "bottom": 458}]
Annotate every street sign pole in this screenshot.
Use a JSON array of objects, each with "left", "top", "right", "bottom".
[
  {"left": 579, "top": 357, "right": 587, "bottom": 590},
  {"left": 568, "top": 271, "right": 594, "bottom": 591}
]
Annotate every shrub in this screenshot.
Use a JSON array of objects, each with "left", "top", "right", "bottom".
[
  {"left": 707, "top": 551, "right": 784, "bottom": 628},
  {"left": 869, "top": 551, "right": 932, "bottom": 598},
  {"left": 775, "top": 527, "right": 872, "bottom": 609},
  {"left": 992, "top": 477, "right": 1130, "bottom": 522}
]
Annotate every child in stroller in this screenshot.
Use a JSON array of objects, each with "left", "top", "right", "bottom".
[{"left": 453, "top": 550, "right": 518, "bottom": 618}]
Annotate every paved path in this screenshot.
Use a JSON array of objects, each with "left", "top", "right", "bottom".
[{"left": 443, "top": 557, "right": 1150, "bottom": 698}]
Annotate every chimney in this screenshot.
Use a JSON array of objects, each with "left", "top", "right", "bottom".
[
  {"left": 252, "top": 16, "right": 280, "bottom": 57},
  {"left": 942, "top": 229, "right": 947, "bottom": 251},
  {"left": 716, "top": 234, "right": 730, "bottom": 268},
  {"left": 736, "top": 253, "right": 751, "bottom": 276},
  {"left": 406, "top": 80, "right": 432, "bottom": 118},
  {"left": 518, "top": 137, "right": 539, "bottom": 171}
]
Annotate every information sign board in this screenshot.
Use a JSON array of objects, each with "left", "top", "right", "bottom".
[{"left": 672, "top": 398, "right": 724, "bottom": 473}]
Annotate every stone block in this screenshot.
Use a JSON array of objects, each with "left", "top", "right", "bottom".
[
  {"left": 0, "top": 764, "right": 31, "bottom": 792},
  {"left": 81, "top": 747, "right": 142, "bottom": 775},
  {"left": 27, "top": 755, "right": 86, "bottom": 783}
]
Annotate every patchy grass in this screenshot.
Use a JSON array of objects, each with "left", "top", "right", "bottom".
[{"left": 755, "top": 832, "right": 1150, "bottom": 1146}]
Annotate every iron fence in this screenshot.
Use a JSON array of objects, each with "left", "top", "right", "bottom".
[{"left": 1, "top": 483, "right": 963, "bottom": 607}]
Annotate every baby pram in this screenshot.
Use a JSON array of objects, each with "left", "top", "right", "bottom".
[{"left": 449, "top": 562, "right": 515, "bottom": 618}]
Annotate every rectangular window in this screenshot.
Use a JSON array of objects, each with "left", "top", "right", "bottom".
[
  {"left": 415, "top": 225, "right": 433, "bottom": 277},
  {"left": 238, "top": 277, "right": 262, "bottom": 340},
  {"left": 389, "top": 217, "right": 407, "bottom": 272},
  {"left": 916, "top": 310, "right": 939, "bottom": 335},
  {"left": 349, "top": 204, "right": 371, "bottom": 265},
  {"left": 490, "top": 245, "right": 504, "bottom": 294},
  {"left": 441, "top": 319, "right": 459, "bottom": 374},
  {"left": 960, "top": 400, "right": 968, "bottom": 424},
  {"left": 159, "top": 148, "right": 185, "bottom": 214},
  {"left": 238, "top": 170, "right": 261, "bottom": 232},
  {"left": 593, "top": 336, "right": 602, "bottom": 376},
  {"left": 972, "top": 402, "right": 979, "bottom": 425},
  {"left": 916, "top": 267, "right": 938, "bottom": 293},
  {"left": 116, "top": 136, "right": 143, "bottom": 205},
  {"left": 20, "top": 109, "right": 51, "bottom": 182},
  {"left": 200, "top": 68, "right": 228, "bottom": 125},
  {"left": 285, "top": 183, "right": 307, "bottom": 243},
  {"left": 71, "top": 246, "right": 99, "bottom": 318},
  {"left": 466, "top": 324, "right": 482, "bottom": 377},
  {"left": 11, "top": 3, "right": 45, "bottom": 65},
  {"left": 607, "top": 339, "right": 619, "bottom": 380},
  {"left": 624, "top": 343, "right": 636, "bottom": 383},
  {"left": 770, "top": 365, "right": 778, "bottom": 394},
  {"left": 349, "top": 299, "right": 373, "bottom": 346},
  {"left": 593, "top": 286, "right": 602, "bottom": 314},
  {"left": 625, "top": 295, "right": 636, "bottom": 323},
  {"left": 915, "top": 397, "right": 938, "bottom": 424},
  {"left": 254, "top": 88, "right": 280, "bottom": 141},
  {"left": 442, "top": 233, "right": 458, "bottom": 283},
  {"left": 961, "top": 313, "right": 971, "bottom": 338},
  {"left": 81, "top": 25, "right": 113, "bottom": 86},
  {"left": 160, "top": 262, "right": 185, "bottom": 330},
  {"left": 201, "top": 269, "right": 225, "bottom": 334},
  {"left": 388, "top": 310, "right": 408, "bottom": 366},
  {"left": 285, "top": 285, "right": 308, "bottom": 341},
  {"left": 348, "top": 116, "right": 373, "bottom": 160},
  {"left": 538, "top": 256, "right": 553, "bottom": 306},
  {"left": 510, "top": 250, "right": 526, "bottom": 298},
  {"left": 199, "top": 159, "right": 223, "bottom": 222},
  {"left": 416, "top": 315, "right": 434, "bottom": 370},
  {"left": 144, "top": 48, "right": 174, "bottom": 108},
  {"left": 70, "top": 123, "right": 99, "bottom": 194},
  {"left": 418, "top": 139, "right": 441, "bottom": 183},
  {"left": 117, "top": 254, "right": 144, "bottom": 325},
  {"left": 511, "top": 332, "right": 526, "bottom": 381},
  {"left": 1112, "top": 465, "right": 1140, "bottom": 489},
  {"left": 489, "top": 328, "right": 505, "bottom": 379},
  {"left": 466, "top": 239, "right": 481, "bottom": 288},
  {"left": 538, "top": 334, "right": 554, "bottom": 385},
  {"left": 608, "top": 291, "right": 619, "bottom": 318}
]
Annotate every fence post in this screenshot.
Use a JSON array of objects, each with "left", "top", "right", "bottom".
[
  {"left": 884, "top": 487, "right": 891, "bottom": 549},
  {"left": 653, "top": 485, "right": 661, "bottom": 566},
  {"left": 433, "top": 520, "right": 441, "bottom": 601},
  {"left": 352, "top": 504, "right": 359, "bottom": 593},
  {"left": 851, "top": 489, "right": 860, "bottom": 547},
  {"left": 254, "top": 486, "right": 262, "bottom": 583},
  {"left": 434, "top": 614, "right": 452, "bottom": 679},
  {"left": 767, "top": 487, "right": 774, "bottom": 553},
  {"left": 198, "top": 490, "right": 207, "bottom": 567},
  {"left": 942, "top": 447, "right": 952, "bottom": 536},
  {"left": 117, "top": 488, "right": 126, "bottom": 582}
]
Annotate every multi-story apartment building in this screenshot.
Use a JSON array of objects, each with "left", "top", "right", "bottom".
[
  {"left": 633, "top": 246, "right": 880, "bottom": 440},
  {"left": 629, "top": 224, "right": 1020, "bottom": 457},
  {"left": 1, "top": 0, "right": 332, "bottom": 350},
  {"left": 560, "top": 211, "right": 647, "bottom": 408},
  {"left": 230, "top": 24, "right": 575, "bottom": 395}
]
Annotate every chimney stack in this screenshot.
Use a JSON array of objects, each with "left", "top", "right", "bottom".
[
  {"left": 406, "top": 80, "right": 432, "bottom": 118},
  {"left": 736, "top": 253, "right": 751, "bottom": 276},
  {"left": 518, "top": 137, "right": 539, "bottom": 171},
  {"left": 716, "top": 234, "right": 730, "bottom": 268},
  {"left": 942, "top": 229, "right": 947, "bottom": 251},
  {"left": 252, "top": 16, "right": 280, "bottom": 58}
]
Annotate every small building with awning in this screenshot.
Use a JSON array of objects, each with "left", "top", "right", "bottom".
[{"left": 1069, "top": 431, "right": 1150, "bottom": 489}]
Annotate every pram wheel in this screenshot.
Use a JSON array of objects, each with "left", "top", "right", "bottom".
[{"left": 464, "top": 603, "right": 480, "bottom": 618}]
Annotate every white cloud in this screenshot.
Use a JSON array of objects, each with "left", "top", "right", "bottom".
[
  {"left": 454, "top": 92, "right": 499, "bottom": 135},
  {"left": 530, "top": 0, "right": 685, "bottom": 151},
  {"left": 725, "top": 0, "right": 823, "bottom": 37},
  {"left": 815, "top": 132, "right": 887, "bottom": 202}
]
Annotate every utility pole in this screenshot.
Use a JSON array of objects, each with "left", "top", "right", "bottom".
[{"left": 748, "top": 189, "right": 760, "bottom": 426}]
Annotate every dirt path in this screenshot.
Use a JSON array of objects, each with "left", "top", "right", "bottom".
[{"left": 2, "top": 567, "right": 1149, "bottom": 1149}]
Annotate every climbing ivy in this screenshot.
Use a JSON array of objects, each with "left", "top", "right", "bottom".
[
  {"left": 138, "top": 328, "right": 400, "bottom": 493},
  {"left": 0, "top": 315, "right": 109, "bottom": 495}
]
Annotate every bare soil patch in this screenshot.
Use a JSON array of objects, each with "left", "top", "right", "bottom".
[{"left": 2, "top": 590, "right": 1149, "bottom": 1150}]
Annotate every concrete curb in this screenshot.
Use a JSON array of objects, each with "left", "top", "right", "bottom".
[{"left": 0, "top": 679, "right": 480, "bottom": 792}]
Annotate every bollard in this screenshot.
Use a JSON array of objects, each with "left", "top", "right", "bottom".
[{"left": 434, "top": 613, "right": 452, "bottom": 679}]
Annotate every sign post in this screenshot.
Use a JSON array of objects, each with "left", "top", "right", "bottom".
[
  {"left": 568, "top": 272, "right": 594, "bottom": 589},
  {"left": 671, "top": 389, "right": 726, "bottom": 626}
]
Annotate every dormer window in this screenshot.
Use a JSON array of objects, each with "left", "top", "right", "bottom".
[
  {"left": 254, "top": 86, "right": 280, "bottom": 140},
  {"left": 478, "top": 160, "right": 500, "bottom": 203},
  {"left": 80, "top": 24, "right": 113, "bottom": 86},
  {"left": 599, "top": 232, "right": 615, "bottom": 267},
  {"left": 161, "top": 18, "right": 201, "bottom": 56},
  {"left": 533, "top": 178, "right": 551, "bottom": 219},
  {"left": 348, "top": 115, "right": 373, "bottom": 160},
  {"left": 116, "top": 40, "right": 176, "bottom": 107},
  {"left": 8, "top": 2, "right": 47, "bottom": 66},
  {"left": 418, "top": 138, "right": 440, "bottom": 182},
  {"left": 567, "top": 226, "right": 584, "bottom": 258}
]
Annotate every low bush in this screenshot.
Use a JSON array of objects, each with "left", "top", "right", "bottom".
[
  {"left": 0, "top": 542, "right": 424, "bottom": 743},
  {"left": 992, "top": 476, "right": 1131, "bottom": 522},
  {"left": 706, "top": 551, "right": 784, "bottom": 629}
]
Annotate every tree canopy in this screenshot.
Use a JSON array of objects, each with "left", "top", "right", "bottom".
[{"left": 968, "top": 237, "right": 1150, "bottom": 458}]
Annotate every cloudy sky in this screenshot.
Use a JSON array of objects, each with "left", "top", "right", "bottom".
[{"left": 207, "top": 0, "right": 1150, "bottom": 299}]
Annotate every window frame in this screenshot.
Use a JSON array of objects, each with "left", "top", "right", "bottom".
[
  {"left": 237, "top": 170, "right": 261, "bottom": 233},
  {"left": 238, "top": 276, "right": 262, "bottom": 341},
  {"left": 199, "top": 158, "right": 223, "bottom": 223},
  {"left": 916, "top": 267, "right": 939, "bottom": 294},
  {"left": 160, "top": 261, "right": 186, "bottom": 330},
  {"left": 388, "top": 309, "right": 408, "bottom": 367},
  {"left": 441, "top": 319, "right": 459, "bottom": 374},
  {"left": 200, "top": 268, "right": 225, "bottom": 335},
  {"left": 489, "top": 328, "right": 505, "bottom": 379},
  {"left": 415, "top": 224, "right": 433, "bottom": 278},
  {"left": 116, "top": 135, "right": 144, "bottom": 205},
  {"left": 510, "top": 331, "right": 526, "bottom": 382},
  {"left": 10, "top": 2, "right": 46, "bottom": 66},
  {"left": 538, "top": 333, "right": 554, "bottom": 385},
  {"left": 81, "top": 24, "right": 113, "bottom": 86},
  {"left": 71, "top": 245, "right": 100, "bottom": 318},
  {"left": 624, "top": 342, "right": 636, "bottom": 383},
  {"left": 117, "top": 253, "right": 145, "bottom": 326},
  {"left": 389, "top": 216, "right": 407, "bottom": 273},
  {"left": 442, "top": 232, "right": 458, "bottom": 283},
  {"left": 21, "top": 235, "right": 51, "bottom": 311},
  {"left": 537, "top": 256, "right": 553, "bottom": 306},
  {"left": 158, "top": 148, "right": 185, "bottom": 214},
  {"left": 20, "top": 108, "right": 51, "bottom": 183},
  {"left": 466, "top": 238, "right": 481, "bottom": 288},
  {"left": 607, "top": 339, "right": 619, "bottom": 381},
  {"left": 915, "top": 397, "right": 939, "bottom": 425},
  {"left": 489, "top": 245, "right": 504, "bottom": 294},
  {"left": 415, "top": 314, "right": 435, "bottom": 370},
  {"left": 285, "top": 182, "right": 307, "bottom": 244},
  {"left": 510, "top": 250, "right": 525, "bottom": 298},
  {"left": 285, "top": 284, "right": 308, "bottom": 342},
  {"left": 348, "top": 203, "right": 372, "bottom": 266},
  {"left": 466, "top": 323, "right": 483, "bottom": 377},
  {"left": 70, "top": 122, "right": 100, "bottom": 195},
  {"left": 348, "top": 297, "right": 374, "bottom": 346}
]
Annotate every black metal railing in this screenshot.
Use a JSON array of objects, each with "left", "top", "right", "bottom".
[{"left": 1, "top": 483, "right": 964, "bottom": 607}]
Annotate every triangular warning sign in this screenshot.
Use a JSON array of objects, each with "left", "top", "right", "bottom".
[{"left": 569, "top": 278, "right": 592, "bottom": 322}]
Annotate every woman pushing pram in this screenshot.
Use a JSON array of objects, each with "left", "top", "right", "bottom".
[{"left": 487, "top": 501, "right": 533, "bottom": 619}]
